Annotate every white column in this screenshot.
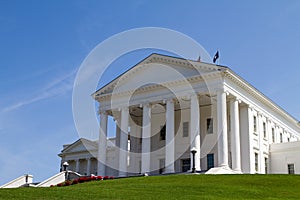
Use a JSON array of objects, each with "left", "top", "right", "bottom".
[
  {"left": 165, "top": 99, "right": 175, "bottom": 173},
  {"left": 97, "top": 112, "right": 108, "bottom": 176},
  {"left": 230, "top": 98, "right": 241, "bottom": 172},
  {"left": 258, "top": 113, "right": 265, "bottom": 173},
  {"left": 119, "top": 107, "right": 129, "bottom": 177},
  {"left": 75, "top": 159, "right": 80, "bottom": 173},
  {"left": 217, "top": 90, "right": 229, "bottom": 167},
  {"left": 87, "top": 158, "right": 91, "bottom": 176},
  {"left": 190, "top": 95, "right": 201, "bottom": 171},
  {"left": 141, "top": 104, "right": 151, "bottom": 174}
]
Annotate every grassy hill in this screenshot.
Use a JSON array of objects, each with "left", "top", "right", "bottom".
[{"left": 1, "top": 174, "right": 300, "bottom": 199}]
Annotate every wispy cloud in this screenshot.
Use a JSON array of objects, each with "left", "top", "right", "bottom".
[{"left": 2, "top": 69, "right": 77, "bottom": 112}]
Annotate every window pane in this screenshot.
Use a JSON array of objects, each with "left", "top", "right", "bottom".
[
  {"left": 207, "top": 118, "right": 213, "bottom": 134},
  {"left": 255, "top": 153, "right": 259, "bottom": 172},
  {"left": 288, "top": 164, "right": 295, "bottom": 174},
  {"left": 160, "top": 125, "right": 166, "bottom": 141},
  {"left": 253, "top": 116, "right": 257, "bottom": 132},
  {"left": 181, "top": 159, "right": 190, "bottom": 172},
  {"left": 183, "top": 122, "right": 189, "bottom": 137},
  {"left": 265, "top": 157, "right": 268, "bottom": 174},
  {"left": 207, "top": 154, "right": 214, "bottom": 170},
  {"left": 263, "top": 122, "right": 266, "bottom": 138}
]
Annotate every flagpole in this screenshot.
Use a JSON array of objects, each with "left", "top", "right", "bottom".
[{"left": 217, "top": 48, "right": 220, "bottom": 65}]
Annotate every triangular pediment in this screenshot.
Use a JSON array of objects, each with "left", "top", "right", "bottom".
[
  {"left": 61, "top": 138, "right": 97, "bottom": 154},
  {"left": 93, "top": 53, "right": 227, "bottom": 98}
]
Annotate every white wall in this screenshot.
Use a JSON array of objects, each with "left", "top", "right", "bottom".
[{"left": 270, "top": 141, "right": 300, "bottom": 174}]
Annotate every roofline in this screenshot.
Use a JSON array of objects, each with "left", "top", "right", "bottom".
[
  {"left": 92, "top": 53, "right": 155, "bottom": 97},
  {"left": 60, "top": 138, "right": 97, "bottom": 153},
  {"left": 92, "top": 53, "right": 227, "bottom": 98},
  {"left": 225, "top": 69, "right": 300, "bottom": 125}
]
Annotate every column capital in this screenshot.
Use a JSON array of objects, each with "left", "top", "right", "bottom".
[
  {"left": 216, "top": 88, "right": 229, "bottom": 96},
  {"left": 142, "top": 102, "right": 151, "bottom": 108},
  {"left": 249, "top": 105, "right": 254, "bottom": 111},
  {"left": 121, "top": 106, "right": 129, "bottom": 111},
  {"left": 257, "top": 111, "right": 263, "bottom": 117},
  {"left": 189, "top": 93, "right": 199, "bottom": 99},
  {"left": 229, "top": 96, "right": 241, "bottom": 103},
  {"left": 166, "top": 98, "right": 175, "bottom": 104},
  {"left": 99, "top": 110, "right": 108, "bottom": 115}
]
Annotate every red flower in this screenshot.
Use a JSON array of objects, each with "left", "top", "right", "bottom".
[
  {"left": 72, "top": 179, "right": 79, "bottom": 185},
  {"left": 50, "top": 185, "right": 54, "bottom": 187},
  {"left": 109, "top": 176, "right": 114, "bottom": 179},
  {"left": 57, "top": 183, "right": 62, "bottom": 187},
  {"left": 64, "top": 181, "right": 71, "bottom": 186},
  {"left": 85, "top": 177, "right": 92, "bottom": 181},
  {"left": 103, "top": 176, "right": 109, "bottom": 180},
  {"left": 78, "top": 177, "right": 86, "bottom": 183},
  {"left": 97, "top": 176, "right": 103, "bottom": 180}
]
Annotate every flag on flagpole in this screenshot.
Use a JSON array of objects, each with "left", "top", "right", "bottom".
[
  {"left": 213, "top": 51, "right": 219, "bottom": 63},
  {"left": 197, "top": 55, "right": 201, "bottom": 62}
]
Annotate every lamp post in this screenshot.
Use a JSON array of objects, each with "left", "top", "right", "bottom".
[
  {"left": 63, "top": 161, "right": 69, "bottom": 181},
  {"left": 190, "top": 147, "right": 197, "bottom": 173},
  {"left": 63, "top": 161, "right": 69, "bottom": 171}
]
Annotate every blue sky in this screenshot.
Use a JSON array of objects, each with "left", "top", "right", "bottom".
[{"left": 0, "top": 0, "right": 300, "bottom": 185}]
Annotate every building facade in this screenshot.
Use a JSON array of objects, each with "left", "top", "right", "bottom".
[{"left": 59, "top": 54, "right": 300, "bottom": 176}]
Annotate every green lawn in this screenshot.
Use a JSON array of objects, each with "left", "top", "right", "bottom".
[{"left": 1, "top": 174, "right": 300, "bottom": 199}]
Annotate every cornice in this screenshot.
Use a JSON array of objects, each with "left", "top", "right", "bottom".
[
  {"left": 224, "top": 70, "right": 299, "bottom": 129},
  {"left": 95, "top": 71, "right": 222, "bottom": 102}
]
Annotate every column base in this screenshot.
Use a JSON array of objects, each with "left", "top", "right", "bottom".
[
  {"left": 205, "top": 166, "right": 240, "bottom": 174},
  {"left": 233, "top": 169, "right": 242, "bottom": 174},
  {"left": 118, "top": 171, "right": 128, "bottom": 177},
  {"left": 163, "top": 169, "right": 175, "bottom": 174}
]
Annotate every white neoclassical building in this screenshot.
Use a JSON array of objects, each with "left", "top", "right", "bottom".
[{"left": 60, "top": 53, "right": 300, "bottom": 176}]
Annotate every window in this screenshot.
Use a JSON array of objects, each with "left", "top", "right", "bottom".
[
  {"left": 288, "top": 137, "right": 290, "bottom": 142},
  {"left": 263, "top": 122, "right": 266, "bottom": 138},
  {"left": 265, "top": 157, "right": 268, "bottom": 174},
  {"left": 207, "top": 118, "right": 213, "bottom": 134},
  {"left": 181, "top": 159, "right": 191, "bottom": 172},
  {"left": 183, "top": 122, "right": 189, "bottom": 137},
  {"left": 288, "top": 164, "right": 295, "bottom": 174},
  {"left": 272, "top": 128, "right": 275, "bottom": 143},
  {"left": 160, "top": 125, "right": 166, "bottom": 141},
  {"left": 255, "top": 153, "right": 259, "bottom": 172},
  {"left": 253, "top": 116, "right": 257, "bottom": 133},
  {"left": 280, "top": 133, "right": 283, "bottom": 143},
  {"left": 207, "top": 154, "right": 214, "bottom": 170}
]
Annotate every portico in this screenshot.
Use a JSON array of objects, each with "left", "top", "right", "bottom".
[{"left": 96, "top": 91, "right": 243, "bottom": 176}]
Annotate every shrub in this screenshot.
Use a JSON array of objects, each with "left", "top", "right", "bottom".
[
  {"left": 109, "top": 176, "right": 114, "bottom": 180},
  {"left": 64, "top": 181, "right": 71, "bottom": 186},
  {"left": 103, "top": 176, "right": 109, "bottom": 180},
  {"left": 72, "top": 179, "right": 79, "bottom": 185},
  {"left": 78, "top": 177, "right": 86, "bottom": 183},
  {"left": 57, "top": 183, "right": 62, "bottom": 187},
  {"left": 97, "top": 176, "right": 103, "bottom": 180}
]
